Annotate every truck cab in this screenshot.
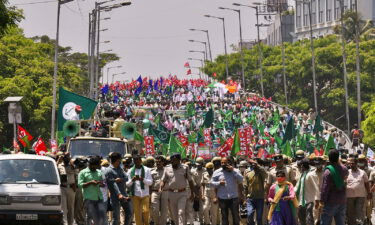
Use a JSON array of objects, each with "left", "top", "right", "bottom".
[
  {"left": 0, "top": 154, "right": 62, "bottom": 225},
  {"left": 67, "top": 136, "right": 128, "bottom": 159}
]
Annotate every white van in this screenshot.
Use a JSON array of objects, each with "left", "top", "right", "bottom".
[{"left": 0, "top": 154, "right": 63, "bottom": 225}]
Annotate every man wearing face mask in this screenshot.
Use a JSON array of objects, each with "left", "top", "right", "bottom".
[
  {"left": 159, "top": 153, "right": 196, "bottom": 225},
  {"left": 266, "top": 154, "right": 296, "bottom": 197},
  {"left": 57, "top": 152, "right": 77, "bottom": 225},
  {"left": 211, "top": 157, "right": 244, "bottom": 225},
  {"left": 202, "top": 162, "right": 218, "bottom": 225},
  {"left": 295, "top": 159, "right": 319, "bottom": 225},
  {"left": 192, "top": 157, "right": 206, "bottom": 225},
  {"left": 150, "top": 155, "right": 168, "bottom": 225},
  {"left": 243, "top": 159, "right": 267, "bottom": 225},
  {"left": 357, "top": 154, "right": 374, "bottom": 224},
  {"left": 310, "top": 155, "right": 325, "bottom": 224},
  {"left": 346, "top": 157, "right": 372, "bottom": 225},
  {"left": 212, "top": 157, "right": 222, "bottom": 171}
]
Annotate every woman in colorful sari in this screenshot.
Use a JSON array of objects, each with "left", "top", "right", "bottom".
[{"left": 267, "top": 170, "right": 299, "bottom": 225}]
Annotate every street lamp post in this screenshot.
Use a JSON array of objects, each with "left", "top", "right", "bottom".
[
  {"left": 338, "top": 0, "right": 350, "bottom": 134},
  {"left": 189, "top": 29, "right": 213, "bottom": 61},
  {"left": 189, "top": 40, "right": 208, "bottom": 62},
  {"left": 189, "top": 50, "right": 206, "bottom": 62},
  {"left": 204, "top": 15, "right": 229, "bottom": 79},
  {"left": 219, "top": 7, "right": 246, "bottom": 90},
  {"left": 295, "top": 0, "right": 318, "bottom": 112},
  {"left": 51, "top": 0, "right": 74, "bottom": 140},
  {"left": 233, "top": 3, "right": 266, "bottom": 96},
  {"left": 188, "top": 57, "right": 204, "bottom": 79},
  {"left": 107, "top": 65, "right": 122, "bottom": 84},
  {"left": 112, "top": 72, "right": 126, "bottom": 83},
  {"left": 354, "top": 0, "right": 361, "bottom": 128}
]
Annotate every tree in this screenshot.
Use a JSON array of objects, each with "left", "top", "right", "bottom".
[
  {"left": 333, "top": 10, "right": 375, "bottom": 41},
  {"left": 203, "top": 35, "right": 375, "bottom": 133},
  {"left": 0, "top": 0, "right": 23, "bottom": 36},
  {"left": 362, "top": 98, "right": 375, "bottom": 147}
]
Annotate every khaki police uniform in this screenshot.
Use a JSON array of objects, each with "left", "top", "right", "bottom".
[
  {"left": 162, "top": 164, "right": 194, "bottom": 225},
  {"left": 266, "top": 165, "right": 296, "bottom": 185},
  {"left": 201, "top": 171, "right": 218, "bottom": 225},
  {"left": 150, "top": 167, "right": 169, "bottom": 225},
  {"left": 192, "top": 167, "right": 205, "bottom": 223},
  {"left": 57, "top": 163, "right": 77, "bottom": 225}
]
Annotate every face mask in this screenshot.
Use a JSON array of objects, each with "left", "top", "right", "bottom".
[
  {"left": 240, "top": 168, "right": 246, "bottom": 173},
  {"left": 207, "top": 169, "right": 213, "bottom": 175},
  {"left": 276, "top": 177, "right": 286, "bottom": 183},
  {"left": 222, "top": 165, "right": 227, "bottom": 171},
  {"left": 358, "top": 163, "right": 365, "bottom": 167}
]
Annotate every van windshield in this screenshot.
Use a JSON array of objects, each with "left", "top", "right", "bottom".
[
  {"left": 69, "top": 139, "right": 125, "bottom": 159},
  {"left": 0, "top": 159, "right": 58, "bottom": 184}
]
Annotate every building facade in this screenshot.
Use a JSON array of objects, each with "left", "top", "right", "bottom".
[
  {"left": 294, "top": 0, "right": 375, "bottom": 40},
  {"left": 266, "top": 14, "right": 295, "bottom": 46}
]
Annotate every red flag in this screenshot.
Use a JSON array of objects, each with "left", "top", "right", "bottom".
[
  {"left": 144, "top": 136, "right": 155, "bottom": 156},
  {"left": 33, "top": 137, "right": 48, "bottom": 156},
  {"left": 17, "top": 125, "right": 33, "bottom": 147},
  {"left": 217, "top": 137, "right": 234, "bottom": 157},
  {"left": 179, "top": 134, "right": 189, "bottom": 147},
  {"left": 184, "top": 62, "right": 190, "bottom": 68},
  {"left": 213, "top": 72, "right": 217, "bottom": 77},
  {"left": 203, "top": 129, "right": 212, "bottom": 147},
  {"left": 186, "top": 69, "right": 192, "bottom": 75}
]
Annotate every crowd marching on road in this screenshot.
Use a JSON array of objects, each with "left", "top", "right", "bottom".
[{"left": 5, "top": 76, "right": 373, "bottom": 225}]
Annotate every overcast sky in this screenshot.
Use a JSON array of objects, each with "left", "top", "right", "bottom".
[{"left": 12, "top": 0, "right": 275, "bottom": 82}]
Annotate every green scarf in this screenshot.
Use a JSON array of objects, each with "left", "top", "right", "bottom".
[
  {"left": 130, "top": 165, "right": 145, "bottom": 196},
  {"left": 325, "top": 165, "right": 344, "bottom": 189},
  {"left": 296, "top": 171, "right": 308, "bottom": 207}
]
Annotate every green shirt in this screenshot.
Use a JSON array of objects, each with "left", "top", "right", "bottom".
[
  {"left": 244, "top": 167, "right": 267, "bottom": 199},
  {"left": 78, "top": 167, "right": 103, "bottom": 201}
]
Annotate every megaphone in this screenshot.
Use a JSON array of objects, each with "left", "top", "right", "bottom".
[
  {"left": 120, "top": 122, "right": 136, "bottom": 140},
  {"left": 63, "top": 120, "right": 79, "bottom": 137}
]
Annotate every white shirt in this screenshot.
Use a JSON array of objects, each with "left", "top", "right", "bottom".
[{"left": 126, "top": 166, "right": 153, "bottom": 197}]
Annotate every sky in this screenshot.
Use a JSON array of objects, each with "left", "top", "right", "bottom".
[{"left": 11, "top": 0, "right": 274, "bottom": 82}]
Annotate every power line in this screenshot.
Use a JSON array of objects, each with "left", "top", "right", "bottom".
[{"left": 13, "top": 0, "right": 56, "bottom": 6}]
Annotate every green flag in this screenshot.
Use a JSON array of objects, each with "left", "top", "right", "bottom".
[
  {"left": 231, "top": 129, "right": 240, "bottom": 157},
  {"left": 134, "top": 131, "right": 144, "bottom": 143},
  {"left": 275, "top": 135, "right": 283, "bottom": 149},
  {"left": 197, "top": 128, "right": 205, "bottom": 144},
  {"left": 281, "top": 117, "right": 295, "bottom": 146},
  {"left": 150, "top": 126, "right": 170, "bottom": 144},
  {"left": 169, "top": 135, "right": 186, "bottom": 158},
  {"left": 58, "top": 87, "right": 98, "bottom": 131},
  {"left": 186, "top": 103, "right": 196, "bottom": 117},
  {"left": 282, "top": 141, "right": 293, "bottom": 157},
  {"left": 324, "top": 135, "right": 336, "bottom": 155},
  {"left": 203, "top": 108, "right": 214, "bottom": 128},
  {"left": 188, "top": 132, "right": 197, "bottom": 143},
  {"left": 313, "top": 114, "right": 324, "bottom": 134},
  {"left": 269, "top": 124, "right": 279, "bottom": 135}
]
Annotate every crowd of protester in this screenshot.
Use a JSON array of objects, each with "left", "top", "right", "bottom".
[{"left": 8, "top": 76, "right": 372, "bottom": 225}]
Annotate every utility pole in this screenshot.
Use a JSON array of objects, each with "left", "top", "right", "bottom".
[
  {"left": 255, "top": 6, "right": 265, "bottom": 96},
  {"left": 339, "top": 0, "right": 350, "bottom": 134},
  {"left": 89, "top": 7, "right": 97, "bottom": 100},
  {"left": 277, "top": 0, "right": 288, "bottom": 104},
  {"left": 354, "top": 0, "right": 361, "bottom": 128},
  {"left": 306, "top": 0, "right": 318, "bottom": 112},
  {"left": 95, "top": 5, "right": 101, "bottom": 101},
  {"left": 51, "top": 0, "right": 73, "bottom": 140}
]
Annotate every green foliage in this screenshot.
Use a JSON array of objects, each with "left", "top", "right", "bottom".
[
  {"left": 203, "top": 35, "right": 375, "bottom": 133},
  {"left": 0, "top": 26, "right": 118, "bottom": 148},
  {"left": 362, "top": 98, "right": 375, "bottom": 147},
  {"left": 0, "top": 0, "right": 24, "bottom": 36}
]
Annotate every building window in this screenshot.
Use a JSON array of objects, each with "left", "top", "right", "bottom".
[
  {"left": 326, "top": 0, "right": 332, "bottom": 21},
  {"left": 303, "top": 3, "right": 309, "bottom": 27},
  {"left": 318, "top": 0, "right": 324, "bottom": 23},
  {"left": 334, "top": 0, "right": 340, "bottom": 20},
  {"left": 296, "top": 3, "right": 302, "bottom": 28},
  {"left": 311, "top": 0, "right": 317, "bottom": 25}
]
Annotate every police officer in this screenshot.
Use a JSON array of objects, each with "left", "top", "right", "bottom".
[
  {"left": 160, "top": 153, "right": 196, "bottom": 225},
  {"left": 192, "top": 157, "right": 206, "bottom": 224},
  {"left": 292, "top": 150, "right": 306, "bottom": 180},
  {"left": 202, "top": 162, "right": 218, "bottom": 225},
  {"left": 150, "top": 155, "right": 168, "bottom": 225},
  {"left": 265, "top": 154, "right": 296, "bottom": 194},
  {"left": 57, "top": 152, "right": 77, "bottom": 225}
]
